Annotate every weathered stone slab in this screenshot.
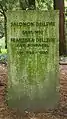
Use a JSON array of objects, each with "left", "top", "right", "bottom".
[{"left": 7, "top": 10, "right": 59, "bottom": 111}]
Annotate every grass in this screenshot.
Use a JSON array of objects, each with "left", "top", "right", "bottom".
[
  {"left": 0, "top": 49, "right": 7, "bottom": 63},
  {"left": 0, "top": 49, "right": 7, "bottom": 54}
]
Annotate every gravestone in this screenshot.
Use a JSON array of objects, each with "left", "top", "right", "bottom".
[{"left": 7, "top": 10, "right": 59, "bottom": 111}]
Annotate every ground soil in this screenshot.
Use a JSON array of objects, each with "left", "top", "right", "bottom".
[{"left": 0, "top": 64, "right": 67, "bottom": 119}]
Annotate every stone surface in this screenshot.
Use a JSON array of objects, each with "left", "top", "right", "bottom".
[{"left": 7, "top": 10, "right": 59, "bottom": 111}]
